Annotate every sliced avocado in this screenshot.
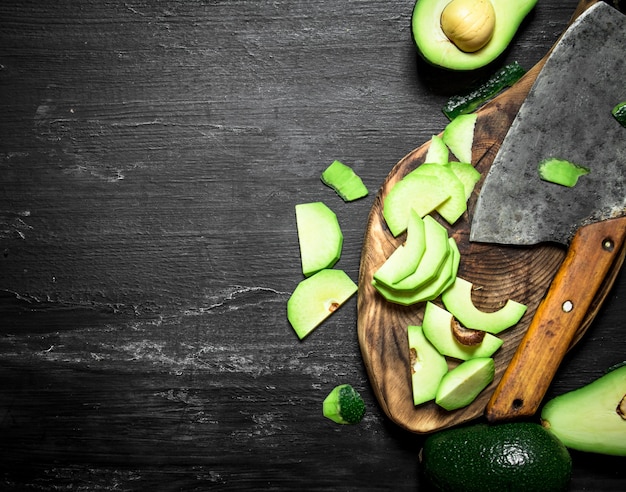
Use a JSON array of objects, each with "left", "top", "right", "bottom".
[
  {"left": 411, "top": 163, "right": 468, "bottom": 224},
  {"left": 435, "top": 357, "right": 495, "bottom": 410},
  {"left": 449, "top": 161, "right": 481, "bottom": 200},
  {"left": 420, "top": 423, "right": 572, "bottom": 492},
  {"left": 422, "top": 301, "right": 503, "bottom": 360},
  {"left": 424, "top": 134, "right": 449, "bottom": 164},
  {"left": 383, "top": 173, "right": 450, "bottom": 236},
  {"left": 412, "top": 0, "right": 539, "bottom": 71},
  {"left": 295, "top": 202, "right": 343, "bottom": 277},
  {"left": 541, "top": 363, "right": 626, "bottom": 456},
  {"left": 374, "top": 209, "right": 426, "bottom": 287},
  {"left": 442, "top": 113, "right": 477, "bottom": 164},
  {"left": 408, "top": 325, "right": 449, "bottom": 406},
  {"left": 287, "top": 269, "right": 357, "bottom": 339},
  {"left": 377, "top": 236, "right": 460, "bottom": 305},
  {"left": 391, "top": 216, "right": 450, "bottom": 291},
  {"left": 538, "top": 157, "right": 590, "bottom": 188},
  {"left": 441, "top": 277, "right": 527, "bottom": 334},
  {"left": 321, "top": 160, "right": 369, "bottom": 201}
]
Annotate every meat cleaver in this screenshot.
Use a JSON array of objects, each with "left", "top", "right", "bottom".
[{"left": 470, "top": 1, "right": 626, "bottom": 422}]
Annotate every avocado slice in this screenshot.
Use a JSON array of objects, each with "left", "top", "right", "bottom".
[
  {"left": 442, "top": 113, "right": 477, "bottom": 164},
  {"left": 287, "top": 269, "right": 357, "bottom": 340},
  {"left": 435, "top": 357, "right": 495, "bottom": 410},
  {"left": 541, "top": 363, "right": 626, "bottom": 456},
  {"left": 374, "top": 209, "right": 427, "bottom": 287},
  {"left": 375, "top": 236, "right": 459, "bottom": 305},
  {"left": 295, "top": 202, "right": 343, "bottom": 277},
  {"left": 408, "top": 325, "right": 449, "bottom": 406},
  {"left": 424, "top": 134, "right": 449, "bottom": 164},
  {"left": 412, "top": 0, "right": 539, "bottom": 71},
  {"left": 411, "top": 163, "right": 468, "bottom": 225},
  {"left": 383, "top": 173, "right": 450, "bottom": 236},
  {"left": 391, "top": 215, "right": 450, "bottom": 292},
  {"left": 441, "top": 277, "right": 527, "bottom": 334},
  {"left": 422, "top": 301, "right": 502, "bottom": 360},
  {"left": 449, "top": 161, "right": 481, "bottom": 201}
]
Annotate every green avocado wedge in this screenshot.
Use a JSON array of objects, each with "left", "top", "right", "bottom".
[
  {"left": 412, "top": 0, "right": 538, "bottom": 71},
  {"left": 541, "top": 363, "right": 626, "bottom": 456},
  {"left": 422, "top": 301, "right": 503, "bottom": 360},
  {"left": 441, "top": 277, "right": 527, "bottom": 334}
]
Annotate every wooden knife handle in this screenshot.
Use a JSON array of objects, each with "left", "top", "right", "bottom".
[{"left": 485, "top": 215, "right": 626, "bottom": 422}]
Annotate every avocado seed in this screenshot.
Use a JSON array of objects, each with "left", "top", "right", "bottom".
[{"left": 441, "top": 0, "right": 496, "bottom": 53}]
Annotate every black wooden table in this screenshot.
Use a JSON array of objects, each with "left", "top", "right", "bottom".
[{"left": 1, "top": 1, "right": 624, "bottom": 490}]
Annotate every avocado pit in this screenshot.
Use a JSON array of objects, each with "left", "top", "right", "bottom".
[{"left": 441, "top": 0, "right": 496, "bottom": 52}]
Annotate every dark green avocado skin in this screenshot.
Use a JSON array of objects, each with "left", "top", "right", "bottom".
[{"left": 420, "top": 422, "right": 571, "bottom": 492}]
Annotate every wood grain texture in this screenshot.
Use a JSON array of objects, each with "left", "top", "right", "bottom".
[
  {"left": 1, "top": 0, "right": 625, "bottom": 490},
  {"left": 358, "top": 0, "right": 625, "bottom": 433}
]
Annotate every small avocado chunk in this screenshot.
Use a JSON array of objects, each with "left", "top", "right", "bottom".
[
  {"left": 435, "top": 357, "right": 495, "bottom": 410},
  {"left": 383, "top": 173, "right": 450, "bottom": 236},
  {"left": 321, "top": 160, "right": 369, "bottom": 202},
  {"left": 420, "top": 423, "right": 572, "bottom": 492},
  {"left": 538, "top": 157, "right": 590, "bottom": 187},
  {"left": 442, "top": 113, "right": 477, "bottom": 164},
  {"left": 412, "top": 0, "right": 538, "bottom": 71},
  {"left": 422, "top": 301, "right": 503, "bottom": 360},
  {"left": 323, "top": 384, "right": 366, "bottom": 424},
  {"left": 441, "top": 277, "right": 527, "bottom": 334},
  {"left": 295, "top": 202, "right": 343, "bottom": 277},
  {"left": 408, "top": 325, "right": 449, "bottom": 406},
  {"left": 541, "top": 363, "right": 626, "bottom": 456},
  {"left": 287, "top": 269, "right": 357, "bottom": 339}
]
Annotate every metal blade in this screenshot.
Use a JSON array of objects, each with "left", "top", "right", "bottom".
[{"left": 470, "top": 2, "right": 626, "bottom": 246}]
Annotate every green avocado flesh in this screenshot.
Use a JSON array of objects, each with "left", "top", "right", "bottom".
[
  {"left": 538, "top": 157, "right": 590, "bottom": 187},
  {"left": 421, "top": 423, "right": 572, "bottom": 492},
  {"left": 287, "top": 269, "right": 357, "bottom": 340},
  {"left": 323, "top": 384, "right": 366, "bottom": 424},
  {"left": 442, "top": 113, "right": 477, "bottom": 164},
  {"left": 321, "top": 160, "right": 368, "bottom": 201},
  {"left": 424, "top": 134, "right": 449, "bottom": 164},
  {"left": 541, "top": 364, "right": 626, "bottom": 456},
  {"left": 435, "top": 357, "right": 494, "bottom": 410},
  {"left": 412, "top": 0, "right": 538, "bottom": 71},
  {"left": 441, "top": 277, "right": 527, "bottom": 334},
  {"left": 411, "top": 163, "right": 468, "bottom": 224},
  {"left": 383, "top": 173, "right": 449, "bottom": 236},
  {"left": 422, "top": 301, "right": 502, "bottom": 360},
  {"left": 295, "top": 202, "right": 343, "bottom": 277},
  {"left": 373, "top": 209, "right": 426, "bottom": 286},
  {"left": 408, "top": 325, "right": 449, "bottom": 406}
]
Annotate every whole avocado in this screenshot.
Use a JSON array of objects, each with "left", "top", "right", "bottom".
[{"left": 420, "top": 422, "right": 571, "bottom": 492}]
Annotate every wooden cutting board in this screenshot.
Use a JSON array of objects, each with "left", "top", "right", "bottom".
[{"left": 357, "top": 0, "right": 625, "bottom": 434}]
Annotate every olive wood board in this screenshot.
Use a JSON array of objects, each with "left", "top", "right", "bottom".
[{"left": 356, "top": 0, "right": 625, "bottom": 434}]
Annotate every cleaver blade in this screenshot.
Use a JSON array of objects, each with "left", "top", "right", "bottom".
[{"left": 469, "top": 2, "right": 626, "bottom": 422}]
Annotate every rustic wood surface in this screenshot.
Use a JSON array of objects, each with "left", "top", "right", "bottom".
[
  {"left": 1, "top": 0, "right": 625, "bottom": 490},
  {"left": 357, "top": 0, "right": 626, "bottom": 433}
]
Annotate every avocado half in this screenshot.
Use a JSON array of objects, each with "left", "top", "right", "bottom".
[{"left": 412, "top": 0, "right": 538, "bottom": 71}]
